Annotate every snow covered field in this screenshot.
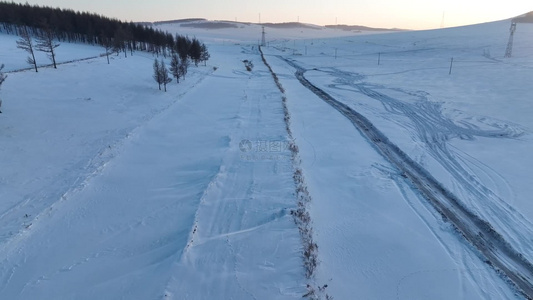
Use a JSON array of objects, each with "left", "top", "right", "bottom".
[
  {"left": 262, "top": 19, "right": 533, "bottom": 298},
  {"left": 0, "top": 33, "right": 104, "bottom": 72},
  {"left": 0, "top": 17, "right": 532, "bottom": 299},
  {"left": 0, "top": 35, "right": 306, "bottom": 299}
]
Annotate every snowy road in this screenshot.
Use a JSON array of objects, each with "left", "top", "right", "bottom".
[
  {"left": 277, "top": 56, "right": 533, "bottom": 298},
  {"left": 163, "top": 46, "right": 304, "bottom": 299},
  {"left": 308, "top": 66, "right": 533, "bottom": 264},
  {"left": 1, "top": 19, "right": 531, "bottom": 299}
]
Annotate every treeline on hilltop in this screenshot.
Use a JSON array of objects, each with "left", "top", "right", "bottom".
[{"left": 0, "top": 1, "right": 209, "bottom": 60}]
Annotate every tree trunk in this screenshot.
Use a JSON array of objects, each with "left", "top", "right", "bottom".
[
  {"left": 51, "top": 50, "right": 57, "bottom": 69},
  {"left": 32, "top": 53, "right": 38, "bottom": 73}
]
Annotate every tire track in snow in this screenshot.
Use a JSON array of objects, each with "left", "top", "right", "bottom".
[
  {"left": 260, "top": 47, "right": 333, "bottom": 299},
  {"left": 278, "top": 57, "right": 533, "bottom": 299},
  {"left": 162, "top": 54, "right": 303, "bottom": 299},
  {"left": 318, "top": 68, "right": 533, "bottom": 258},
  {"left": 182, "top": 163, "right": 226, "bottom": 253}
]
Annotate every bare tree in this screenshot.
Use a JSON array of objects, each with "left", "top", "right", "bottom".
[
  {"left": 189, "top": 38, "right": 202, "bottom": 67},
  {"left": 200, "top": 43, "right": 210, "bottom": 66},
  {"left": 178, "top": 57, "right": 189, "bottom": 81},
  {"left": 0, "top": 64, "right": 5, "bottom": 113},
  {"left": 100, "top": 35, "right": 114, "bottom": 64},
  {"left": 0, "top": 64, "right": 6, "bottom": 87},
  {"left": 113, "top": 27, "right": 127, "bottom": 58},
  {"left": 169, "top": 53, "right": 181, "bottom": 83},
  {"left": 153, "top": 59, "right": 172, "bottom": 92},
  {"left": 36, "top": 26, "right": 60, "bottom": 69},
  {"left": 153, "top": 59, "right": 162, "bottom": 90},
  {"left": 160, "top": 59, "right": 172, "bottom": 92},
  {"left": 16, "top": 27, "right": 38, "bottom": 72},
  {"left": 113, "top": 27, "right": 133, "bottom": 58}
]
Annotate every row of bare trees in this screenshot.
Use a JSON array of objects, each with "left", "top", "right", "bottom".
[
  {"left": 12, "top": 22, "right": 211, "bottom": 93},
  {"left": 0, "top": 1, "right": 173, "bottom": 51},
  {"left": 153, "top": 53, "right": 191, "bottom": 92},
  {"left": 153, "top": 59, "right": 172, "bottom": 92},
  {"left": 152, "top": 37, "right": 210, "bottom": 92},
  {"left": 16, "top": 26, "right": 60, "bottom": 72},
  {"left": 1, "top": 1, "right": 210, "bottom": 67},
  {"left": 1, "top": 1, "right": 211, "bottom": 95}
]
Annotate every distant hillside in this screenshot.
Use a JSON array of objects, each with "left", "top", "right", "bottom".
[
  {"left": 151, "top": 20, "right": 322, "bottom": 30},
  {"left": 149, "top": 18, "right": 404, "bottom": 32},
  {"left": 151, "top": 19, "right": 245, "bottom": 29},
  {"left": 261, "top": 22, "right": 322, "bottom": 30},
  {"left": 325, "top": 24, "right": 404, "bottom": 32},
  {"left": 153, "top": 18, "right": 207, "bottom": 25},
  {"left": 180, "top": 22, "right": 239, "bottom": 29},
  {"left": 514, "top": 11, "right": 533, "bottom": 23}
]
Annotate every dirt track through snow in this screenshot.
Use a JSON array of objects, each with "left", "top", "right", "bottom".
[{"left": 277, "top": 56, "right": 533, "bottom": 299}]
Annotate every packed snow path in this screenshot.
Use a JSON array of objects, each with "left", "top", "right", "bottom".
[
  {"left": 311, "top": 66, "right": 533, "bottom": 264},
  {"left": 277, "top": 57, "right": 533, "bottom": 298},
  {"left": 0, "top": 45, "right": 304, "bottom": 299}
]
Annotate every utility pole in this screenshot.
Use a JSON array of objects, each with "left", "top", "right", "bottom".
[
  {"left": 261, "top": 26, "right": 266, "bottom": 47},
  {"left": 449, "top": 57, "right": 454, "bottom": 75},
  {"left": 505, "top": 22, "right": 517, "bottom": 58}
]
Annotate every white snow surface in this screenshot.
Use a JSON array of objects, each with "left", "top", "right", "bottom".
[
  {"left": 0, "top": 33, "right": 104, "bottom": 72},
  {"left": 0, "top": 36, "right": 304, "bottom": 299},
  {"left": 0, "top": 18, "right": 531, "bottom": 299},
  {"left": 262, "top": 20, "right": 533, "bottom": 299}
]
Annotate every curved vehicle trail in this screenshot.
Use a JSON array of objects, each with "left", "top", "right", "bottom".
[
  {"left": 278, "top": 57, "right": 533, "bottom": 298},
  {"left": 318, "top": 67, "right": 533, "bottom": 256},
  {"left": 317, "top": 66, "right": 533, "bottom": 259}
]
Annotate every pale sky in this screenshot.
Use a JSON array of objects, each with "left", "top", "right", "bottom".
[{"left": 12, "top": 0, "right": 533, "bottom": 29}]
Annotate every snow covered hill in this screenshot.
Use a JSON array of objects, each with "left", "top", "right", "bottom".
[
  {"left": 261, "top": 19, "right": 533, "bottom": 299},
  {"left": 0, "top": 17, "right": 532, "bottom": 299}
]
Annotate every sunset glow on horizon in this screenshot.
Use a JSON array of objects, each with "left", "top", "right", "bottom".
[{"left": 9, "top": 0, "right": 533, "bottom": 30}]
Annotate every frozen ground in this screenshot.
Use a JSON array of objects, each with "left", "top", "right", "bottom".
[
  {"left": 0, "top": 17, "right": 531, "bottom": 299},
  {"left": 0, "top": 33, "right": 104, "bottom": 72},
  {"left": 0, "top": 36, "right": 305, "bottom": 299},
  {"left": 263, "top": 19, "right": 533, "bottom": 298}
]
